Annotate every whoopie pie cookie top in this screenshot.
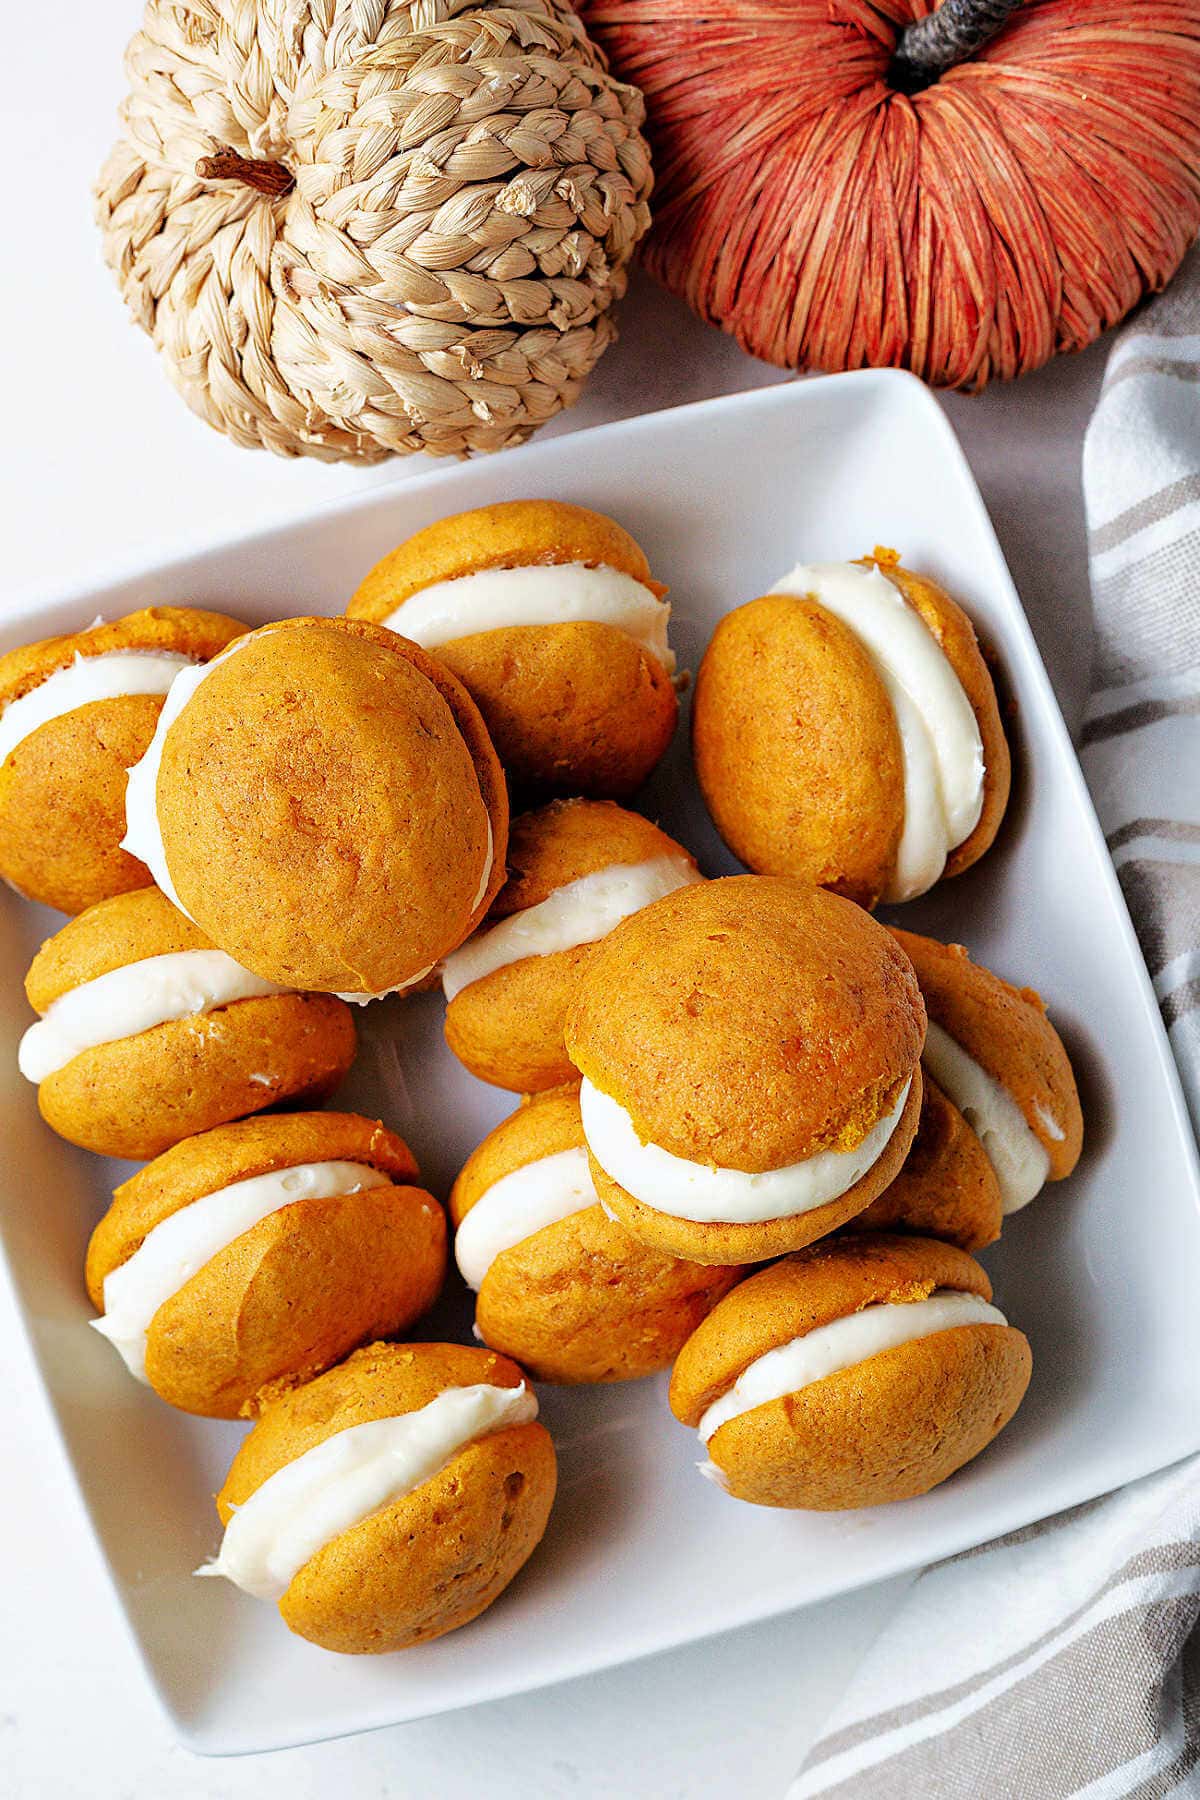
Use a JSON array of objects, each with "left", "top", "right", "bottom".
[
  {"left": 489, "top": 798, "right": 698, "bottom": 921},
  {"left": 669, "top": 1232, "right": 994, "bottom": 1428},
  {"left": 889, "top": 927, "right": 1082, "bottom": 1180},
  {"left": 129, "top": 616, "right": 508, "bottom": 995},
  {"left": 348, "top": 499, "right": 667, "bottom": 636},
  {"left": 216, "top": 1340, "right": 534, "bottom": 1524},
  {"left": 26, "top": 884, "right": 220, "bottom": 1013},
  {"left": 565, "top": 875, "right": 926, "bottom": 1172},
  {"left": 450, "top": 1084, "right": 584, "bottom": 1230},
  {"left": 86, "top": 1111, "right": 420, "bottom": 1308},
  {"left": 0, "top": 606, "right": 246, "bottom": 720},
  {"left": 692, "top": 552, "right": 1010, "bottom": 908}
]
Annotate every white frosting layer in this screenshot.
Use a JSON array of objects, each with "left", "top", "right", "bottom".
[
  {"left": 442, "top": 854, "right": 702, "bottom": 1002},
  {"left": 122, "top": 652, "right": 231, "bottom": 912},
  {"left": 197, "top": 1382, "right": 538, "bottom": 1601},
  {"left": 0, "top": 650, "right": 195, "bottom": 768},
  {"left": 337, "top": 961, "right": 438, "bottom": 1007},
  {"left": 125, "top": 638, "right": 495, "bottom": 993},
  {"left": 382, "top": 562, "right": 674, "bottom": 673},
  {"left": 698, "top": 1290, "right": 1007, "bottom": 1444},
  {"left": 18, "top": 949, "right": 287, "bottom": 1084},
  {"left": 769, "top": 562, "right": 985, "bottom": 901},
  {"left": 922, "top": 1020, "right": 1050, "bottom": 1214},
  {"left": 455, "top": 1146, "right": 597, "bottom": 1290},
  {"left": 1033, "top": 1100, "right": 1066, "bottom": 1143},
  {"left": 93, "top": 1161, "right": 390, "bottom": 1380},
  {"left": 579, "top": 1077, "right": 911, "bottom": 1225}
]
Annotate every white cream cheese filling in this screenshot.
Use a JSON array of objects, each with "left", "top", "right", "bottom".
[
  {"left": 336, "top": 961, "right": 438, "bottom": 1007},
  {"left": 93, "top": 1160, "right": 390, "bottom": 1381},
  {"left": 578, "top": 1077, "right": 911, "bottom": 1225},
  {"left": 1033, "top": 1100, "right": 1066, "bottom": 1143},
  {"left": 922, "top": 1020, "right": 1050, "bottom": 1213},
  {"left": 197, "top": 1382, "right": 538, "bottom": 1601},
  {"left": 768, "top": 562, "right": 985, "bottom": 901},
  {"left": 442, "top": 854, "right": 702, "bottom": 1002},
  {"left": 17, "top": 949, "right": 288, "bottom": 1084},
  {"left": 382, "top": 562, "right": 674, "bottom": 673},
  {"left": 455, "top": 1146, "right": 597, "bottom": 1290},
  {"left": 0, "top": 649, "right": 197, "bottom": 768},
  {"left": 697, "top": 1290, "right": 1007, "bottom": 1444},
  {"left": 122, "top": 650, "right": 236, "bottom": 913}
]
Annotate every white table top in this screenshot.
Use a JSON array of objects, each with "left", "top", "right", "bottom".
[{"left": 4, "top": 8, "right": 1108, "bottom": 1793}]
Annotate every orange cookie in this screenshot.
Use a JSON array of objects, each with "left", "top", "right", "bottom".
[
  {"left": 202, "top": 1342, "right": 556, "bottom": 1654},
  {"left": 87, "top": 1113, "right": 446, "bottom": 1418},
  {"left": 18, "top": 887, "right": 356, "bottom": 1159},
  {"left": 889, "top": 927, "right": 1083, "bottom": 1215},
  {"left": 450, "top": 1084, "right": 741, "bottom": 1383},
  {"left": 348, "top": 500, "right": 677, "bottom": 797},
  {"left": 122, "top": 616, "right": 508, "bottom": 998},
  {"left": 564, "top": 875, "right": 926, "bottom": 1265},
  {"left": 670, "top": 1234, "right": 1031, "bottom": 1509},
  {"left": 443, "top": 798, "right": 703, "bottom": 1092},
  {"left": 847, "top": 1072, "right": 1003, "bottom": 1252},
  {"left": 692, "top": 551, "right": 1010, "bottom": 908},
  {"left": 0, "top": 606, "right": 246, "bottom": 914}
]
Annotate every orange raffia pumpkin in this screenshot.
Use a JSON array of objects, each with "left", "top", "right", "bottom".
[{"left": 581, "top": 0, "right": 1200, "bottom": 388}]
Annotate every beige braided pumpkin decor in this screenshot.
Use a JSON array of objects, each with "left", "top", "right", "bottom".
[{"left": 95, "top": 0, "right": 653, "bottom": 463}]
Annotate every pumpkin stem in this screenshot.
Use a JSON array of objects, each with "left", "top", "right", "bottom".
[
  {"left": 195, "top": 150, "right": 295, "bottom": 198},
  {"left": 889, "top": 0, "right": 1024, "bottom": 93}
]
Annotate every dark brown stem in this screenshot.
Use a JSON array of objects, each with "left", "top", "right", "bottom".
[
  {"left": 195, "top": 150, "right": 295, "bottom": 198},
  {"left": 889, "top": 0, "right": 1024, "bottom": 94}
]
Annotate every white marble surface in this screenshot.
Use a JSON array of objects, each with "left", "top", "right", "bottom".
[{"left": 3, "top": 6, "right": 1109, "bottom": 1795}]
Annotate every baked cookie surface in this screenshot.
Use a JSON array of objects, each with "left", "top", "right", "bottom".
[
  {"left": 87, "top": 1112, "right": 445, "bottom": 1418},
  {"left": 670, "top": 1234, "right": 1031, "bottom": 1508},
  {"left": 207, "top": 1341, "right": 556, "bottom": 1653},
  {"left": 19, "top": 887, "right": 356, "bottom": 1159},
  {"left": 124, "top": 617, "right": 507, "bottom": 997},
  {"left": 849, "top": 1072, "right": 1003, "bottom": 1252},
  {"left": 692, "top": 553, "right": 1010, "bottom": 907},
  {"left": 349, "top": 500, "right": 677, "bottom": 798},
  {"left": 450, "top": 1084, "right": 741, "bottom": 1382},
  {"left": 0, "top": 606, "right": 245, "bottom": 914},
  {"left": 443, "top": 798, "right": 703, "bottom": 1092},
  {"left": 565, "top": 875, "right": 926, "bottom": 1263},
  {"left": 889, "top": 927, "right": 1083, "bottom": 1212}
]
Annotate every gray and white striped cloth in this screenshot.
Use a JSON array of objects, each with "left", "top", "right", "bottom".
[{"left": 791, "top": 250, "right": 1200, "bottom": 1798}]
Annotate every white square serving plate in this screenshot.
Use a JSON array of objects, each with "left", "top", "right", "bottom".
[{"left": 3, "top": 370, "right": 1199, "bottom": 1756}]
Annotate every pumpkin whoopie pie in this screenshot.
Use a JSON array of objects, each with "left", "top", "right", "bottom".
[
  {"left": 692, "top": 550, "right": 1010, "bottom": 907},
  {"left": 347, "top": 500, "right": 678, "bottom": 798},
  {"left": 889, "top": 927, "right": 1083, "bottom": 1215},
  {"left": 449, "top": 1084, "right": 741, "bottom": 1383},
  {"left": 122, "top": 616, "right": 507, "bottom": 999},
  {"left": 443, "top": 798, "right": 704, "bottom": 1092},
  {"left": 87, "top": 1112, "right": 445, "bottom": 1418},
  {"left": 847, "top": 1072, "right": 1003, "bottom": 1253},
  {"left": 669, "top": 1234, "right": 1031, "bottom": 1509},
  {"left": 0, "top": 606, "right": 246, "bottom": 914},
  {"left": 200, "top": 1341, "right": 556, "bottom": 1654},
  {"left": 18, "top": 887, "right": 356, "bottom": 1159},
  {"left": 564, "top": 875, "right": 926, "bottom": 1266}
]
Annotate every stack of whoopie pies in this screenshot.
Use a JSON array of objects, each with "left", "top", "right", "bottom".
[{"left": 4, "top": 504, "right": 1081, "bottom": 1656}]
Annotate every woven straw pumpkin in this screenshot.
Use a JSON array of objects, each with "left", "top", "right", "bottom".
[
  {"left": 582, "top": 0, "right": 1200, "bottom": 389},
  {"left": 96, "top": 0, "right": 652, "bottom": 462}
]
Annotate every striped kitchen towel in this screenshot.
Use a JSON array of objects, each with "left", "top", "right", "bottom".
[
  {"left": 790, "top": 249, "right": 1200, "bottom": 1798},
  {"left": 1082, "top": 254, "right": 1200, "bottom": 1137}
]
